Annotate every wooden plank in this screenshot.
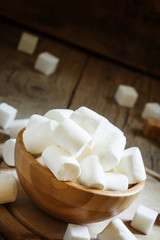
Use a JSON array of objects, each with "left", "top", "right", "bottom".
[
  {"left": 0, "top": 19, "right": 88, "bottom": 118},
  {"left": 1, "top": 1, "right": 160, "bottom": 76},
  {"left": 69, "top": 55, "right": 160, "bottom": 174}
]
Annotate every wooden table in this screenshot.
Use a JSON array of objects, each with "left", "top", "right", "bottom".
[{"left": 0, "top": 17, "right": 160, "bottom": 239}]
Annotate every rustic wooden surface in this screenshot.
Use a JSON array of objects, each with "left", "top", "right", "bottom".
[
  {"left": 0, "top": 17, "right": 160, "bottom": 239},
  {"left": 1, "top": 1, "right": 160, "bottom": 76}
]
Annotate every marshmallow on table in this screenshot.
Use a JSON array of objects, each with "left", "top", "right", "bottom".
[
  {"left": 26, "top": 114, "right": 49, "bottom": 128},
  {"left": 17, "top": 32, "right": 39, "bottom": 54},
  {"left": 70, "top": 106, "right": 106, "bottom": 136},
  {"left": 42, "top": 145, "right": 81, "bottom": 181},
  {"left": 78, "top": 155, "right": 106, "bottom": 190},
  {"left": 0, "top": 103, "right": 17, "bottom": 129},
  {"left": 97, "top": 218, "right": 137, "bottom": 240},
  {"left": 131, "top": 205, "right": 158, "bottom": 234},
  {"left": 7, "top": 119, "right": 28, "bottom": 138},
  {"left": 104, "top": 172, "right": 128, "bottom": 191},
  {"left": 114, "top": 84, "right": 138, "bottom": 108},
  {"left": 92, "top": 131, "right": 126, "bottom": 171},
  {"left": 0, "top": 173, "right": 17, "bottom": 204},
  {"left": 44, "top": 109, "right": 73, "bottom": 122},
  {"left": 63, "top": 223, "right": 90, "bottom": 240},
  {"left": 23, "top": 120, "right": 58, "bottom": 154},
  {"left": 52, "top": 118, "right": 92, "bottom": 157},
  {"left": 2, "top": 138, "right": 16, "bottom": 167},
  {"left": 141, "top": 102, "right": 160, "bottom": 120},
  {"left": 34, "top": 52, "right": 59, "bottom": 76},
  {"left": 114, "top": 147, "right": 146, "bottom": 184}
]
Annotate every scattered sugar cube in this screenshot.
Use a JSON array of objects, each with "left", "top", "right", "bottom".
[
  {"left": 0, "top": 173, "right": 17, "bottom": 204},
  {"left": 115, "top": 84, "right": 138, "bottom": 108},
  {"left": 7, "top": 119, "right": 28, "bottom": 138},
  {"left": 78, "top": 155, "right": 106, "bottom": 190},
  {"left": 131, "top": 205, "right": 158, "bottom": 234},
  {"left": 44, "top": 109, "right": 73, "bottom": 122},
  {"left": 0, "top": 103, "right": 17, "bottom": 129},
  {"left": 141, "top": 102, "right": 160, "bottom": 120},
  {"left": 63, "top": 223, "right": 90, "bottom": 240},
  {"left": 34, "top": 52, "right": 59, "bottom": 76},
  {"left": 17, "top": 32, "right": 39, "bottom": 54},
  {"left": 143, "top": 117, "right": 160, "bottom": 143},
  {"left": 114, "top": 147, "right": 146, "bottom": 184},
  {"left": 2, "top": 138, "right": 16, "bottom": 167},
  {"left": 42, "top": 145, "right": 81, "bottom": 181},
  {"left": 97, "top": 218, "right": 137, "bottom": 240}
]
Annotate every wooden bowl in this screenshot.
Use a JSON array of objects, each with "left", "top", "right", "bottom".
[{"left": 15, "top": 129, "right": 145, "bottom": 224}]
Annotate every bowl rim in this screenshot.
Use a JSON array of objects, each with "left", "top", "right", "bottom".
[{"left": 17, "top": 128, "right": 146, "bottom": 198}]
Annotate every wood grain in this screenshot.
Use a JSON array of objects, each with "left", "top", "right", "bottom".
[{"left": 1, "top": 1, "right": 160, "bottom": 76}]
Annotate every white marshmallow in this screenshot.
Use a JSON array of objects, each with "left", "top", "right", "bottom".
[
  {"left": 17, "top": 32, "right": 39, "bottom": 54},
  {"left": 63, "top": 223, "right": 90, "bottom": 240},
  {"left": 2, "top": 138, "right": 16, "bottom": 167},
  {"left": 7, "top": 119, "right": 28, "bottom": 138},
  {"left": 26, "top": 114, "right": 50, "bottom": 128},
  {"left": 0, "top": 103, "right": 17, "bottom": 129},
  {"left": 36, "top": 156, "right": 47, "bottom": 167},
  {"left": 23, "top": 120, "right": 58, "bottom": 154},
  {"left": 104, "top": 172, "right": 128, "bottom": 191},
  {"left": 52, "top": 118, "right": 92, "bottom": 156},
  {"left": 114, "top": 84, "right": 138, "bottom": 108},
  {"left": 34, "top": 52, "right": 59, "bottom": 76},
  {"left": 70, "top": 106, "right": 106, "bottom": 136},
  {"left": 91, "top": 120, "right": 124, "bottom": 146},
  {"left": 141, "top": 102, "right": 160, "bottom": 120},
  {"left": 78, "top": 155, "right": 106, "bottom": 190},
  {"left": 42, "top": 145, "right": 81, "bottom": 181},
  {"left": 92, "top": 132, "right": 126, "bottom": 171},
  {"left": 97, "top": 218, "right": 137, "bottom": 240},
  {"left": 0, "top": 173, "right": 17, "bottom": 204},
  {"left": 131, "top": 205, "right": 158, "bottom": 234},
  {"left": 44, "top": 109, "right": 73, "bottom": 122},
  {"left": 76, "top": 145, "right": 92, "bottom": 162},
  {"left": 114, "top": 147, "right": 146, "bottom": 184}
]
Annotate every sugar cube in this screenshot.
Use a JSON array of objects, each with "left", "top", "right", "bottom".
[
  {"left": 7, "top": 119, "right": 28, "bottom": 138},
  {"left": 0, "top": 103, "right": 17, "bottom": 129},
  {"left": 17, "top": 32, "right": 39, "bottom": 54},
  {"left": 141, "top": 102, "right": 160, "bottom": 120},
  {"left": 63, "top": 223, "right": 90, "bottom": 240},
  {"left": 0, "top": 173, "right": 17, "bottom": 204}
]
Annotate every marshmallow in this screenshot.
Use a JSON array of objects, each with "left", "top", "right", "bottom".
[
  {"left": 104, "top": 172, "right": 128, "bottom": 191},
  {"left": 114, "top": 147, "right": 146, "bottom": 184},
  {"left": 26, "top": 114, "right": 49, "bottom": 128},
  {"left": 44, "top": 109, "right": 73, "bottom": 122},
  {"left": 23, "top": 120, "right": 58, "bottom": 154},
  {"left": 92, "top": 132, "right": 126, "bottom": 171},
  {"left": 78, "top": 155, "right": 106, "bottom": 190},
  {"left": 42, "top": 145, "right": 81, "bottom": 181},
  {"left": 141, "top": 102, "right": 160, "bottom": 120},
  {"left": 17, "top": 32, "right": 39, "bottom": 54},
  {"left": 52, "top": 118, "right": 92, "bottom": 156},
  {"left": 76, "top": 145, "right": 92, "bottom": 162},
  {"left": 2, "top": 138, "right": 16, "bottom": 167},
  {"left": 7, "top": 119, "right": 28, "bottom": 138},
  {"left": 131, "top": 205, "right": 158, "bottom": 234},
  {"left": 63, "top": 223, "right": 90, "bottom": 240},
  {"left": 97, "top": 218, "right": 137, "bottom": 240},
  {"left": 70, "top": 106, "right": 106, "bottom": 136},
  {"left": 36, "top": 156, "right": 47, "bottom": 167},
  {"left": 114, "top": 84, "right": 138, "bottom": 108},
  {"left": 0, "top": 103, "right": 17, "bottom": 129},
  {"left": 34, "top": 52, "right": 59, "bottom": 76},
  {"left": 0, "top": 173, "right": 17, "bottom": 204}
]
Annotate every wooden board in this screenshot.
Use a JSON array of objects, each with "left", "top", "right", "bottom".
[
  {"left": 0, "top": 163, "right": 160, "bottom": 240},
  {"left": 1, "top": 1, "right": 160, "bottom": 77}
]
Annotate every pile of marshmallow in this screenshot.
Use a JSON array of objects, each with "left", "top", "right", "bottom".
[{"left": 22, "top": 106, "right": 146, "bottom": 191}]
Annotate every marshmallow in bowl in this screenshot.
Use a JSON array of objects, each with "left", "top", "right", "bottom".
[
  {"left": 78, "top": 155, "right": 106, "bottom": 190},
  {"left": 26, "top": 114, "right": 49, "bottom": 128},
  {"left": 104, "top": 172, "right": 128, "bottom": 191},
  {"left": 42, "top": 145, "right": 81, "bottom": 181},
  {"left": 97, "top": 218, "right": 137, "bottom": 240},
  {"left": 44, "top": 109, "right": 73, "bottom": 122},
  {"left": 114, "top": 147, "right": 146, "bottom": 184},
  {"left": 70, "top": 106, "right": 106, "bottom": 136},
  {"left": 52, "top": 118, "right": 92, "bottom": 156},
  {"left": 23, "top": 120, "right": 58, "bottom": 154},
  {"left": 92, "top": 131, "right": 126, "bottom": 171}
]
